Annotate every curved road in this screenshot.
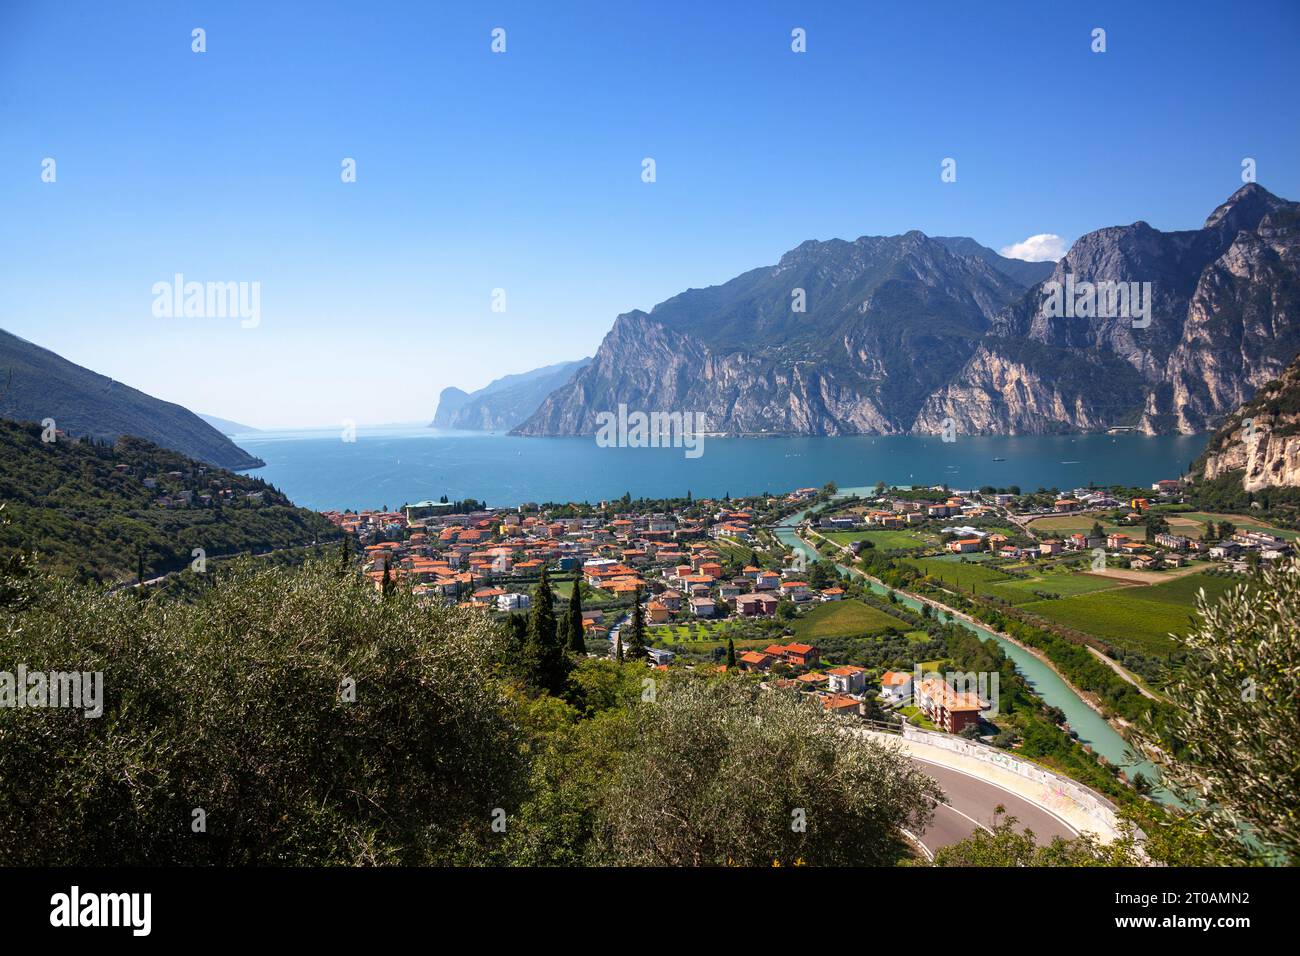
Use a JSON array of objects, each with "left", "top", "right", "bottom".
[{"left": 911, "top": 757, "right": 1078, "bottom": 856}]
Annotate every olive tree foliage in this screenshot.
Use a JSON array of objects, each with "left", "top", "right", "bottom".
[
  {"left": 934, "top": 809, "right": 1143, "bottom": 866},
  {"left": 574, "top": 673, "right": 940, "bottom": 866},
  {"left": 0, "top": 559, "right": 526, "bottom": 865},
  {"left": 1136, "top": 557, "right": 1300, "bottom": 863}
]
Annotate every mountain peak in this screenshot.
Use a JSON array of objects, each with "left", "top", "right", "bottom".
[{"left": 1204, "top": 182, "right": 1284, "bottom": 230}]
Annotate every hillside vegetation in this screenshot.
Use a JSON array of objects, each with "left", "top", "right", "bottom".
[{"left": 0, "top": 418, "right": 338, "bottom": 583}]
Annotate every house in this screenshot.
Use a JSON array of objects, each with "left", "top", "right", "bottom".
[
  {"left": 658, "top": 589, "right": 683, "bottom": 611},
  {"left": 1039, "top": 539, "right": 1063, "bottom": 556},
  {"left": 820, "top": 587, "right": 844, "bottom": 601},
  {"left": 822, "top": 694, "right": 863, "bottom": 717},
  {"left": 879, "top": 670, "right": 914, "bottom": 705},
  {"left": 779, "top": 580, "right": 811, "bottom": 602},
  {"left": 914, "top": 675, "right": 983, "bottom": 734},
  {"left": 689, "top": 596, "right": 716, "bottom": 617},
  {"left": 1151, "top": 479, "right": 1181, "bottom": 494},
  {"left": 735, "top": 592, "right": 779, "bottom": 617},
  {"left": 763, "top": 642, "right": 820, "bottom": 668},
  {"left": 948, "top": 538, "right": 983, "bottom": 554},
  {"left": 496, "top": 592, "right": 531, "bottom": 612},
  {"left": 647, "top": 648, "right": 675, "bottom": 666},
  {"left": 737, "top": 651, "right": 775, "bottom": 672},
  {"left": 1053, "top": 498, "right": 1080, "bottom": 512},
  {"left": 645, "top": 601, "right": 671, "bottom": 624},
  {"left": 1106, "top": 533, "right": 1131, "bottom": 550},
  {"left": 754, "top": 570, "right": 782, "bottom": 591},
  {"left": 826, "top": 665, "right": 867, "bottom": 695},
  {"left": 1154, "top": 532, "right": 1189, "bottom": 551}
]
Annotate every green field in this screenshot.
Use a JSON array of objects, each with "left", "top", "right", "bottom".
[
  {"left": 550, "top": 579, "right": 616, "bottom": 604},
  {"left": 986, "top": 571, "right": 1126, "bottom": 604},
  {"left": 823, "top": 529, "right": 932, "bottom": 550},
  {"left": 1026, "top": 514, "right": 1129, "bottom": 537},
  {"left": 904, "top": 556, "right": 1017, "bottom": 592},
  {"left": 1173, "top": 513, "right": 1300, "bottom": 541},
  {"left": 1021, "top": 572, "right": 1246, "bottom": 655},
  {"left": 790, "top": 600, "right": 905, "bottom": 640}
]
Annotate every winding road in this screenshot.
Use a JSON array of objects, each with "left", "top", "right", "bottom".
[{"left": 911, "top": 757, "right": 1077, "bottom": 856}]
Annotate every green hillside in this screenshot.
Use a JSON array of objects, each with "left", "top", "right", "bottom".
[
  {"left": 0, "top": 418, "right": 339, "bottom": 583},
  {"left": 0, "top": 327, "right": 264, "bottom": 469}
]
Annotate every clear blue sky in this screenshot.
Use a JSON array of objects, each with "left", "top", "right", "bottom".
[{"left": 2, "top": 0, "right": 1298, "bottom": 428}]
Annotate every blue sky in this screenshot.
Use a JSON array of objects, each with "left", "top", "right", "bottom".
[{"left": 2, "top": 0, "right": 1298, "bottom": 428}]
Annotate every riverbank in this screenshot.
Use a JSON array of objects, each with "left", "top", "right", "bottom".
[{"left": 802, "top": 526, "right": 1132, "bottom": 734}]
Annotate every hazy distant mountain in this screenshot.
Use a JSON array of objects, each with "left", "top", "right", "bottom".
[
  {"left": 516, "top": 186, "right": 1300, "bottom": 439},
  {"left": 0, "top": 328, "right": 265, "bottom": 470},
  {"left": 932, "top": 236, "right": 1056, "bottom": 287},
  {"left": 433, "top": 358, "right": 591, "bottom": 431},
  {"left": 200, "top": 413, "right": 260, "bottom": 436}
]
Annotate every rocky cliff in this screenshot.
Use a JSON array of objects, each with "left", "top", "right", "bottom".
[
  {"left": 1193, "top": 350, "right": 1300, "bottom": 491},
  {"left": 516, "top": 233, "right": 1028, "bottom": 435},
  {"left": 916, "top": 184, "right": 1300, "bottom": 435},
  {"left": 516, "top": 185, "right": 1300, "bottom": 439}
]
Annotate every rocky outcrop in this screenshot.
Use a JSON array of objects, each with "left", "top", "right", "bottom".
[{"left": 1193, "top": 350, "right": 1300, "bottom": 491}]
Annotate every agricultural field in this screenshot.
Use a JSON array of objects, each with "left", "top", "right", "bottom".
[
  {"left": 1173, "top": 512, "right": 1299, "bottom": 541},
  {"left": 791, "top": 600, "right": 906, "bottom": 640},
  {"left": 904, "top": 556, "right": 1018, "bottom": 592},
  {"left": 823, "top": 528, "right": 932, "bottom": 550},
  {"left": 1019, "top": 572, "right": 1246, "bottom": 656},
  {"left": 985, "top": 571, "right": 1126, "bottom": 604},
  {"left": 1025, "top": 514, "right": 1130, "bottom": 537}
]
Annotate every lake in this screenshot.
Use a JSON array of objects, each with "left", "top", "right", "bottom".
[{"left": 235, "top": 426, "right": 1210, "bottom": 512}]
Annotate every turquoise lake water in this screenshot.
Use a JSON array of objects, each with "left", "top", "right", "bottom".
[{"left": 236, "top": 426, "right": 1209, "bottom": 512}]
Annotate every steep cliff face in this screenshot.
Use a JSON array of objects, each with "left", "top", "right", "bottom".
[
  {"left": 917, "top": 184, "right": 1300, "bottom": 436},
  {"left": 1193, "top": 350, "right": 1300, "bottom": 491},
  {"left": 517, "top": 185, "right": 1300, "bottom": 438},
  {"left": 1154, "top": 199, "right": 1300, "bottom": 433},
  {"left": 516, "top": 233, "right": 1026, "bottom": 436}
]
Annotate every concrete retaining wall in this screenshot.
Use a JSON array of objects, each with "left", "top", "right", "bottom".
[{"left": 899, "top": 723, "right": 1125, "bottom": 840}]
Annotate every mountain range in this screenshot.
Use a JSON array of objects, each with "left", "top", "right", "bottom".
[
  {"left": 433, "top": 358, "right": 590, "bottom": 431},
  {"left": 0, "top": 328, "right": 264, "bottom": 470},
  {"left": 515, "top": 184, "right": 1300, "bottom": 440}
]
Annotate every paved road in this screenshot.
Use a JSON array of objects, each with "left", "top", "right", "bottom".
[{"left": 911, "top": 757, "right": 1078, "bottom": 856}]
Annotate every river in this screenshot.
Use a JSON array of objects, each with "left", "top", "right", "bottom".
[{"left": 772, "top": 492, "right": 1168, "bottom": 799}]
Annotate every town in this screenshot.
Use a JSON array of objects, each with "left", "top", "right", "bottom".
[{"left": 319, "top": 476, "right": 1297, "bottom": 738}]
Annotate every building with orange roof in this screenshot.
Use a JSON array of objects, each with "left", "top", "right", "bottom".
[
  {"left": 763, "top": 642, "right": 819, "bottom": 668},
  {"left": 914, "top": 675, "right": 984, "bottom": 734}
]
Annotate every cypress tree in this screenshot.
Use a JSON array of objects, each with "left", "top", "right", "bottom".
[
  {"left": 726, "top": 638, "right": 736, "bottom": 668},
  {"left": 524, "top": 567, "right": 568, "bottom": 694},
  {"left": 624, "top": 586, "right": 648, "bottom": 661},
  {"left": 566, "top": 576, "right": 586, "bottom": 654},
  {"left": 380, "top": 561, "right": 394, "bottom": 599}
]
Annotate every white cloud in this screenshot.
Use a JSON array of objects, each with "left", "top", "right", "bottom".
[{"left": 999, "top": 233, "right": 1067, "bottom": 262}]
